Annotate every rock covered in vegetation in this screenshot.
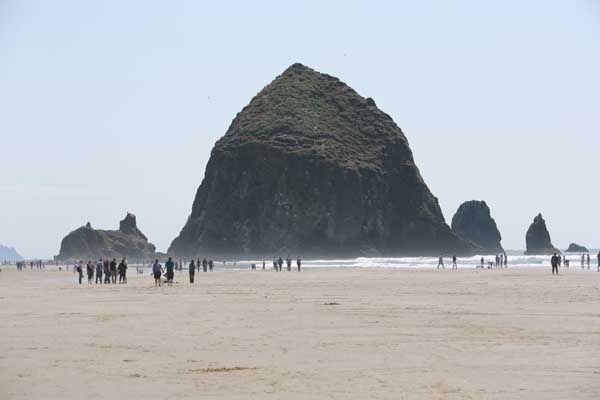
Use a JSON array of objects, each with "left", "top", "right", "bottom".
[{"left": 169, "top": 63, "right": 476, "bottom": 258}]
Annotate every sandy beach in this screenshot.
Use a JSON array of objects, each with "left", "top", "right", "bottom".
[{"left": 1, "top": 266, "right": 599, "bottom": 399}]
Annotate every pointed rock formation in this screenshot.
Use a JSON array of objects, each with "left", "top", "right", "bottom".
[
  {"left": 565, "top": 243, "right": 588, "bottom": 253},
  {"left": 169, "top": 63, "right": 475, "bottom": 258},
  {"left": 56, "top": 213, "right": 156, "bottom": 261},
  {"left": 451, "top": 200, "right": 503, "bottom": 254},
  {"left": 525, "top": 213, "right": 559, "bottom": 255}
]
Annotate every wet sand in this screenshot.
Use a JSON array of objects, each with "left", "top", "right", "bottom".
[{"left": 1, "top": 266, "right": 599, "bottom": 399}]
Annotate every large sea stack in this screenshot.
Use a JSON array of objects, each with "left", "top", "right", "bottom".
[
  {"left": 56, "top": 213, "right": 156, "bottom": 261},
  {"left": 525, "top": 213, "right": 559, "bottom": 255},
  {"left": 451, "top": 200, "right": 503, "bottom": 254},
  {"left": 169, "top": 63, "right": 476, "bottom": 258}
]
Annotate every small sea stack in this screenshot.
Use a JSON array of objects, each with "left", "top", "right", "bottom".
[
  {"left": 451, "top": 200, "right": 503, "bottom": 254},
  {"left": 565, "top": 243, "right": 588, "bottom": 253},
  {"left": 524, "top": 213, "right": 560, "bottom": 255},
  {"left": 55, "top": 213, "right": 156, "bottom": 261}
]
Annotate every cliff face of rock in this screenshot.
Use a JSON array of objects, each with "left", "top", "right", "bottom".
[
  {"left": 525, "top": 213, "right": 559, "bottom": 255},
  {"left": 565, "top": 243, "right": 588, "bottom": 253},
  {"left": 451, "top": 200, "right": 503, "bottom": 254},
  {"left": 169, "top": 63, "right": 476, "bottom": 258},
  {"left": 56, "top": 213, "right": 156, "bottom": 261}
]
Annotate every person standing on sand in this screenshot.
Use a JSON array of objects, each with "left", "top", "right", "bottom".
[
  {"left": 110, "top": 258, "right": 117, "bottom": 283},
  {"left": 165, "top": 257, "right": 175, "bottom": 286},
  {"left": 263, "top": 260, "right": 266, "bottom": 270},
  {"left": 76, "top": 261, "right": 83, "bottom": 284},
  {"left": 189, "top": 259, "right": 196, "bottom": 283},
  {"left": 437, "top": 256, "right": 444, "bottom": 269},
  {"left": 286, "top": 257, "right": 292, "bottom": 271},
  {"left": 597, "top": 251, "right": 600, "bottom": 272},
  {"left": 551, "top": 253, "right": 559, "bottom": 275},
  {"left": 95, "top": 259, "right": 103, "bottom": 284},
  {"left": 586, "top": 253, "right": 590, "bottom": 270},
  {"left": 278, "top": 257, "right": 284, "bottom": 271},
  {"left": 118, "top": 258, "right": 127, "bottom": 283},
  {"left": 152, "top": 259, "right": 163, "bottom": 287},
  {"left": 202, "top": 258, "right": 208, "bottom": 272},
  {"left": 103, "top": 260, "right": 111, "bottom": 284},
  {"left": 452, "top": 255, "right": 457, "bottom": 269},
  {"left": 87, "top": 261, "right": 94, "bottom": 284},
  {"left": 504, "top": 253, "right": 508, "bottom": 267},
  {"left": 208, "top": 259, "right": 214, "bottom": 272},
  {"left": 581, "top": 254, "right": 585, "bottom": 269},
  {"left": 479, "top": 257, "right": 484, "bottom": 268},
  {"left": 273, "top": 257, "right": 278, "bottom": 271},
  {"left": 297, "top": 257, "right": 301, "bottom": 271}
]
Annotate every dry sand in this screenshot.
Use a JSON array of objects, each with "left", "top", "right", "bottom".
[{"left": 1, "top": 266, "right": 599, "bottom": 399}]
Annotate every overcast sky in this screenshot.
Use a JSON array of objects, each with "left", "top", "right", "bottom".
[{"left": 1, "top": 0, "right": 599, "bottom": 258}]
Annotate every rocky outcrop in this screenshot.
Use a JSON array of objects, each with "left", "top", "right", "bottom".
[
  {"left": 525, "top": 213, "right": 560, "bottom": 255},
  {"left": 0, "top": 244, "right": 23, "bottom": 261},
  {"left": 565, "top": 243, "right": 588, "bottom": 253},
  {"left": 451, "top": 200, "right": 503, "bottom": 254},
  {"left": 56, "top": 213, "right": 156, "bottom": 261},
  {"left": 169, "top": 63, "right": 477, "bottom": 258}
]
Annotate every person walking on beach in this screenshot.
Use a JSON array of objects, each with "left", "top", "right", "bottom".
[
  {"left": 452, "top": 255, "right": 457, "bottom": 269},
  {"left": 208, "top": 259, "right": 214, "bottom": 272},
  {"left": 551, "top": 253, "right": 559, "bottom": 275},
  {"left": 495, "top": 254, "right": 500, "bottom": 268},
  {"left": 296, "top": 257, "right": 301, "bottom": 272},
  {"left": 581, "top": 254, "right": 585, "bottom": 269},
  {"left": 87, "top": 261, "right": 94, "bottom": 284},
  {"left": 273, "top": 257, "right": 278, "bottom": 271},
  {"left": 480, "top": 257, "right": 484, "bottom": 268},
  {"left": 278, "top": 257, "right": 284, "bottom": 272},
  {"left": 504, "top": 253, "right": 508, "bottom": 267},
  {"left": 152, "top": 259, "right": 163, "bottom": 287},
  {"left": 597, "top": 251, "right": 600, "bottom": 272},
  {"left": 110, "top": 258, "right": 117, "bottom": 283},
  {"left": 262, "top": 260, "right": 266, "bottom": 270},
  {"left": 437, "top": 256, "right": 445, "bottom": 269},
  {"left": 202, "top": 258, "right": 207, "bottom": 272},
  {"left": 76, "top": 261, "right": 83, "bottom": 284},
  {"left": 586, "top": 253, "right": 590, "bottom": 270},
  {"left": 189, "top": 259, "right": 196, "bottom": 283},
  {"left": 286, "top": 257, "right": 292, "bottom": 271},
  {"left": 95, "top": 259, "right": 103, "bottom": 284},
  {"left": 118, "top": 258, "right": 127, "bottom": 283},
  {"left": 165, "top": 257, "right": 175, "bottom": 286}
]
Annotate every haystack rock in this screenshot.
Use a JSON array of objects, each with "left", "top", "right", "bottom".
[
  {"left": 565, "top": 243, "right": 588, "bottom": 253},
  {"left": 451, "top": 200, "right": 503, "bottom": 254},
  {"left": 169, "top": 63, "right": 477, "bottom": 258},
  {"left": 56, "top": 213, "right": 156, "bottom": 261},
  {"left": 525, "top": 213, "right": 559, "bottom": 255}
]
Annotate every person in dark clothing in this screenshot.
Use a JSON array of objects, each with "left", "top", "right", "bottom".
[
  {"left": 278, "top": 257, "right": 284, "bottom": 272},
  {"left": 208, "top": 259, "right": 213, "bottom": 272},
  {"left": 87, "top": 261, "right": 94, "bottom": 284},
  {"left": 103, "top": 260, "right": 111, "bottom": 284},
  {"left": 587, "top": 253, "right": 591, "bottom": 270},
  {"left": 597, "top": 251, "right": 600, "bottom": 272},
  {"left": 273, "top": 258, "right": 278, "bottom": 271},
  {"left": 76, "top": 261, "right": 83, "bottom": 284},
  {"left": 296, "top": 258, "right": 301, "bottom": 272},
  {"left": 286, "top": 257, "right": 292, "bottom": 271},
  {"left": 262, "top": 260, "right": 266, "bottom": 270},
  {"left": 452, "top": 255, "right": 457, "bottom": 269},
  {"left": 118, "top": 258, "right": 127, "bottom": 283},
  {"left": 551, "top": 253, "right": 559, "bottom": 275},
  {"left": 165, "top": 257, "right": 175, "bottom": 286},
  {"left": 95, "top": 259, "right": 103, "bottom": 284},
  {"left": 110, "top": 258, "right": 117, "bottom": 283},
  {"left": 202, "top": 258, "right": 208, "bottom": 272},
  {"left": 189, "top": 259, "right": 196, "bottom": 283},
  {"left": 437, "top": 257, "right": 444, "bottom": 269}
]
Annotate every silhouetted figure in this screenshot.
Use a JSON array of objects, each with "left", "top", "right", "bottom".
[
  {"left": 278, "top": 257, "right": 284, "bottom": 272},
  {"left": 587, "top": 254, "right": 590, "bottom": 270},
  {"left": 165, "top": 257, "right": 175, "bottom": 285},
  {"left": 452, "top": 255, "right": 457, "bottom": 269},
  {"left": 581, "top": 254, "right": 585, "bottom": 269},
  {"left": 95, "top": 259, "right": 103, "bottom": 284},
  {"left": 597, "top": 251, "right": 600, "bottom": 272},
  {"left": 262, "top": 260, "right": 265, "bottom": 270},
  {"left": 504, "top": 253, "right": 508, "bottom": 267},
  {"left": 76, "top": 261, "right": 83, "bottom": 284},
  {"left": 273, "top": 258, "right": 278, "bottom": 271},
  {"left": 110, "top": 258, "right": 117, "bottom": 283},
  {"left": 208, "top": 259, "right": 214, "bottom": 272},
  {"left": 202, "top": 258, "right": 208, "bottom": 272},
  {"left": 87, "top": 262, "right": 94, "bottom": 284},
  {"left": 189, "top": 259, "right": 195, "bottom": 283},
  {"left": 118, "top": 258, "right": 127, "bottom": 283},
  {"left": 437, "top": 257, "right": 444, "bottom": 269},
  {"left": 495, "top": 254, "right": 500, "bottom": 268},
  {"left": 297, "top": 258, "right": 301, "bottom": 271},
  {"left": 551, "top": 253, "right": 559, "bottom": 275},
  {"left": 103, "top": 260, "right": 111, "bottom": 284},
  {"left": 286, "top": 257, "right": 292, "bottom": 271},
  {"left": 480, "top": 257, "right": 484, "bottom": 268}
]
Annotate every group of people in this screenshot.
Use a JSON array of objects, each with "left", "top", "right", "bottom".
[
  {"left": 436, "top": 254, "right": 509, "bottom": 269},
  {"left": 15, "top": 260, "right": 45, "bottom": 271},
  {"left": 271, "top": 256, "right": 302, "bottom": 272},
  {"left": 551, "top": 252, "right": 600, "bottom": 275},
  {"left": 76, "top": 258, "right": 128, "bottom": 285}
]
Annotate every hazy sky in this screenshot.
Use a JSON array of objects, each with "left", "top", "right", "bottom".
[{"left": 1, "top": 0, "right": 599, "bottom": 258}]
